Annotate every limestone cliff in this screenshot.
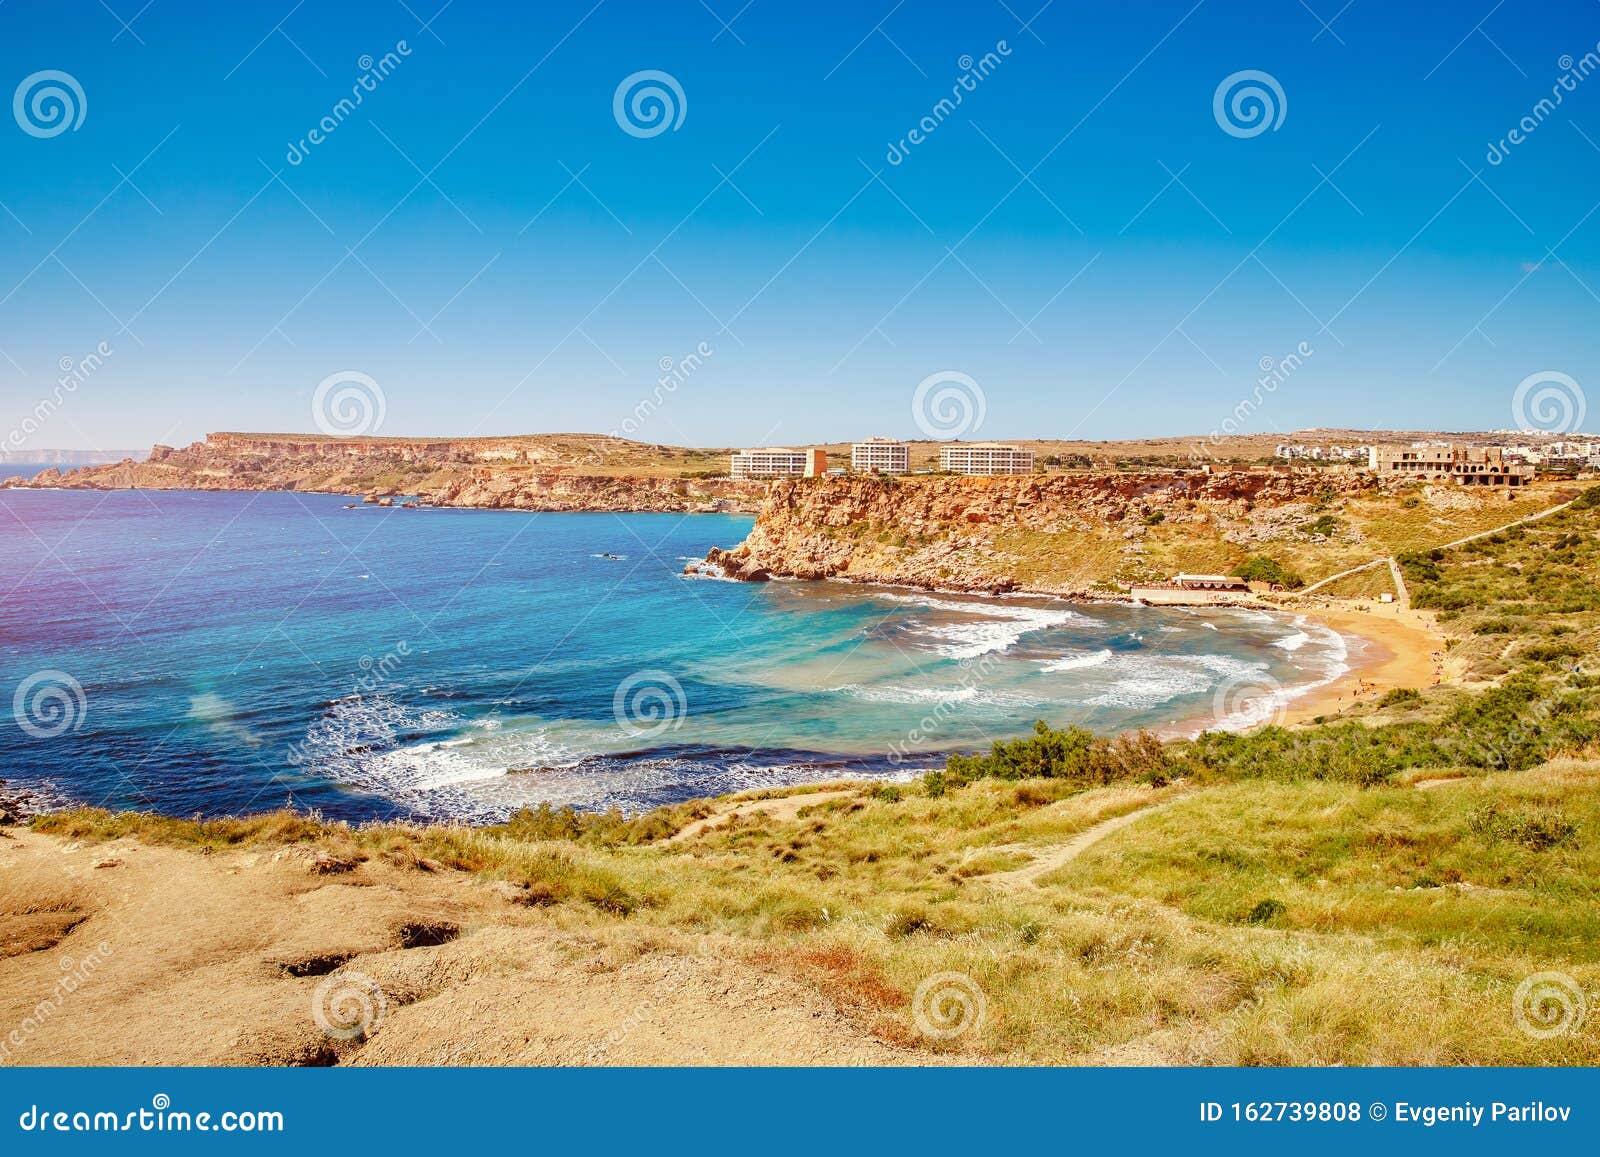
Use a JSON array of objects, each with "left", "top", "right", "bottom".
[
  {"left": 695, "top": 470, "right": 1395, "bottom": 595},
  {"left": 3, "top": 433, "right": 765, "bottom": 514}
]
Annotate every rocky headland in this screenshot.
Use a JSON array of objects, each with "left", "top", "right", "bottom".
[
  {"left": 3, "top": 433, "right": 765, "bottom": 514},
  {"left": 694, "top": 470, "right": 1402, "bottom": 595}
]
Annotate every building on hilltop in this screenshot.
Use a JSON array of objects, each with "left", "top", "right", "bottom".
[
  {"left": 730, "top": 447, "right": 828, "bottom": 478},
  {"left": 940, "top": 442, "right": 1034, "bottom": 475},
  {"left": 1366, "top": 444, "right": 1533, "bottom": 487},
  {"left": 851, "top": 438, "right": 909, "bottom": 474}
]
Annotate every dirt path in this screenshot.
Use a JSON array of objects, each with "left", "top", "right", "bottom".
[
  {"left": 0, "top": 827, "right": 908, "bottom": 1066},
  {"left": 981, "top": 799, "right": 1183, "bottom": 891},
  {"left": 1302, "top": 493, "right": 1584, "bottom": 597},
  {"left": 978, "top": 769, "right": 1471, "bottom": 894},
  {"left": 665, "top": 789, "right": 857, "bottom": 845}
]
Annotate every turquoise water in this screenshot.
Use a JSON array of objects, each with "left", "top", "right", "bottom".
[{"left": 0, "top": 490, "right": 1356, "bottom": 821}]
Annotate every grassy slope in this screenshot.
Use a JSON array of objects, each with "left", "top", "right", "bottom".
[
  {"left": 24, "top": 487, "right": 1600, "bottom": 1065},
  {"left": 982, "top": 482, "right": 1576, "bottom": 593}
]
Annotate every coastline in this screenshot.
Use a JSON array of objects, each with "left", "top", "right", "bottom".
[{"left": 1278, "top": 599, "right": 1446, "bottom": 725}]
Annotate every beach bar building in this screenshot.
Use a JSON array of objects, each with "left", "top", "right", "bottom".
[{"left": 1128, "top": 573, "right": 1254, "bottom": 606}]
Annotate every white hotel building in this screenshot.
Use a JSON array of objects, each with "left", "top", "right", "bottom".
[
  {"left": 851, "top": 438, "right": 909, "bottom": 474},
  {"left": 729, "top": 447, "right": 827, "bottom": 478},
  {"left": 940, "top": 442, "right": 1034, "bottom": 475}
]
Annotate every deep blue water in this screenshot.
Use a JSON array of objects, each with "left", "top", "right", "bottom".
[{"left": 0, "top": 490, "right": 1355, "bottom": 821}]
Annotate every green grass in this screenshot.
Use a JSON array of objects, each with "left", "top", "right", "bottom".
[{"left": 21, "top": 481, "right": 1600, "bottom": 1065}]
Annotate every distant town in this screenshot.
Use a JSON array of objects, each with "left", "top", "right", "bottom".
[{"left": 727, "top": 436, "right": 1600, "bottom": 483}]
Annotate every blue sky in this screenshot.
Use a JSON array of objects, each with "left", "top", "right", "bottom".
[{"left": 1, "top": 0, "right": 1597, "bottom": 450}]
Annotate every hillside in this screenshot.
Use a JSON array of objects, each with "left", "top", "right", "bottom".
[
  {"left": 7, "top": 486, "right": 1600, "bottom": 1066},
  {"left": 700, "top": 470, "right": 1581, "bottom": 594}
]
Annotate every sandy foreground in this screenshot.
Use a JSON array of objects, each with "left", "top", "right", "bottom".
[
  {"left": 0, "top": 826, "right": 917, "bottom": 1067},
  {"left": 1281, "top": 599, "right": 1448, "bottom": 725}
]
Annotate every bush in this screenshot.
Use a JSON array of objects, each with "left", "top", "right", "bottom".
[
  {"left": 1231, "top": 555, "right": 1304, "bottom": 590},
  {"left": 1377, "top": 687, "right": 1423, "bottom": 708},
  {"left": 946, "top": 721, "right": 1170, "bottom": 785},
  {"left": 1247, "top": 898, "right": 1287, "bottom": 924},
  {"left": 1467, "top": 804, "right": 1578, "bottom": 851}
]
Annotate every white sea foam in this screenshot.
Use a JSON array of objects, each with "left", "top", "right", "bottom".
[
  {"left": 831, "top": 683, "right": 982, "bottom": 704},
  {"left": 1038, "top": 648, "right": 1112, "bottom": 672},
  {"left": 872, "top": 592, "right": 1088, "bottom": 660}
]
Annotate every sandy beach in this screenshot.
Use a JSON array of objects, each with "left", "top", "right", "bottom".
[{"left": 1281, "top": 599, "right": 1448, "bottom": 725}]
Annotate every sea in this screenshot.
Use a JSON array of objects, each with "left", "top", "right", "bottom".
[{"left": 0, "top": 489, "right": 1357, "bottom": 822}]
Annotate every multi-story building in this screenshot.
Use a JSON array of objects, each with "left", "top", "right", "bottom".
[
  {"left": 940, "top": 442, "right": 1034, "bottom": 475},
  {"left": 730, "top": 447, "right": 828, "bottom": 479},
  {"left": 1367, "top": 444, "right": 1533, "bottom": 487},
  {"left": 851, "top": 438, "right": 909, "bottom": 474}
]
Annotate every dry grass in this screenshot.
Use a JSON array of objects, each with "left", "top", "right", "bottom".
[{"left": 30, "top": 760, "right": 1600, "bottom": 1064}]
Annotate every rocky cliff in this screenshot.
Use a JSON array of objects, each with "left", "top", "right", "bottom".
[
  {"left": 695, "top": 470, "right": 1395, "bottom": 595},
  {"left": 3, "top": 433, "right": 765, "bottom": 514}
]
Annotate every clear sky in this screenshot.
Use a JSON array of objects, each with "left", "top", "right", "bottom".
[{"left": 1, "top": 0, "right": 1597, "bottom": 451}]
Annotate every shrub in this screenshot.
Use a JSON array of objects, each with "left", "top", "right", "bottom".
[
  {"left": 1467, "top": 804, "right": 1578, "bottom": 851},
  {"left": 945, "top": 721, "right": 1170, "bottom": 785},
  {"left": 1377, "top": 687, "right": 1423, "bottom": 708},
  {"left": 1231, "top": 555, "right": 1304, "bottom": 590},
  {"left": 1247, "top": 898, "right": 1287, "bottom": 924}
]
